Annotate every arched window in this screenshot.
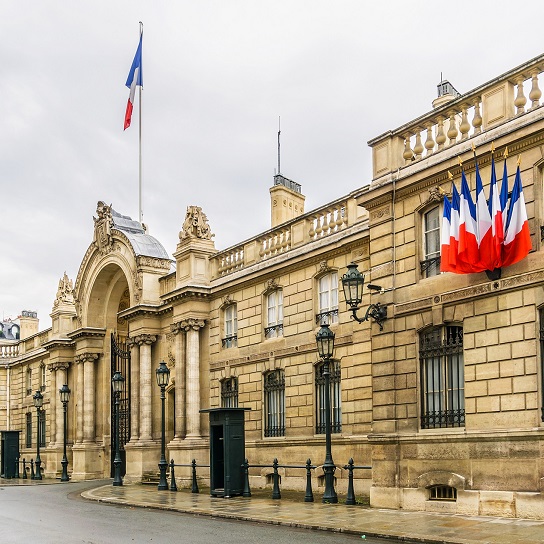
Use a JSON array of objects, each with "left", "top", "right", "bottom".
[{"left": 264, "top": 370, "right": 285, "bottom": 437}]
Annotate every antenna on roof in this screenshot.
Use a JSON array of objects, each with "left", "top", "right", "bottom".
[{"left": 277, "top": 116, "right": 281, "bottom": 175}]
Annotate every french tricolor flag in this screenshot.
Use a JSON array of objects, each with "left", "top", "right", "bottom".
[
  {"left": 475, "top": 159, "right": 494, "bottom": 271},
  {"left": 502, "top": 163, "right": 531, "bottom": 267},
  {"left": 440, "top": 195, "right": 455, "bottom": 273},
  {"left": 458, "top": 170, "right": 480, "bottom": 272},
  {"left": 124, "top": 34, "right": 143, "bottom": 130}
]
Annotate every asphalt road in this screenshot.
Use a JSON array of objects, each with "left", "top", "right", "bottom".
[{"left": 0, "top": 481, "right": 410, "bottom": 544}]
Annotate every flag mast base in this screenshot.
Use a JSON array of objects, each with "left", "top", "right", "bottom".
[{"left": 485, "top": 268, "right": 502, "bottom": 281}]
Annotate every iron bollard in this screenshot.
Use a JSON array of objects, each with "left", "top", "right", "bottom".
[
  {"left": 30, "top": 459, "right": 35, "bottom": 480},
  {"left": 272, "top": 458, "right": 281, "bottom": 499},
  {"left": 191, "top": 459, "right": 199, "bottom": 494},
  {"left": 22, "top": 459, "right": 27, "bottom": 480},
  {"left": 344, "top": 458, "right": 356, "bottom": 505},
  {"left": 169, "top": 459, "right": 177, "bottom": 492},
  {"left": 304, "top": 458, "right": 314, "bottom": 502},
  {"left": 242, "top": 458, "right": 251, "bottom": 497},
  {"left": 15, "top": 457, "right": 20, "bottom": 479}
]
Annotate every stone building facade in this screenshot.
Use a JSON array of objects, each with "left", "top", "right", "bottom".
[{"left": 1, "top": 54, "right": 544, "bottom": 518}]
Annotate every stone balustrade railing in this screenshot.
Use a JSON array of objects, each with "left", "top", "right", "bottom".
[
  {"left": 0, "top": 343, "right": 19, "bottom": 359},
  {"left": 210, "top": 194, "right": 364, "bottom": 278},
  {"left": 368, "top": 54, "right": 544, "bottom": 180}
]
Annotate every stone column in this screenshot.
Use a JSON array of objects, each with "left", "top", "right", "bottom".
[
  {"left": 171, "top": 322, "right": 186, "bottom": 439},
  {"left": 128, "top": 338, "right": 141, "bottom": 442},
  {"left": 74, "top": 356, "right": 85, "bottom": 444},
  {"left": 49, "top": 363, "right": 69, "bottom": 446},
  {"left": 137, "top": 334, "right": 156, "bottom": 443},
  {"left": 82, "top": 353, "right": 99, "bottom": 443},
  {"left": 184, "top": 319, "right": 205, "bottom": 439}
]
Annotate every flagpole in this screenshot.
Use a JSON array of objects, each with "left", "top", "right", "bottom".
[{"left": 139, "top": 21, "right": 143, "bottom": 226}]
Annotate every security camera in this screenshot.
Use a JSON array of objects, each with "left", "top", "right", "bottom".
[{"left": 367, "top": 284, "right": 384, "bottom": 293}]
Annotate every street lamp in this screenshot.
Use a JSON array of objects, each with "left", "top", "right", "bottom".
[
  {"left": 59, "top": 384, "right": 71, "bottom": 481},
  {"left": 112, "top": 370, "right": 125, "bottom": 486},
  {"left": 155, "top": 361, "right": 170, "bottom": 491},
  {"left": 341, "top": 262, "right": 388, "bottom": 330},
  {"left": 315, "top": 323, "right": 338, "bottom": 503},
  {"left": 32, "top": 390, "right": 44, "bottom": 481}
]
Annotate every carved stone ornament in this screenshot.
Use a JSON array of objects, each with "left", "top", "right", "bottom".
[
  {"left": 179, "top": 206, "right": 214, "bottom": 241},
  {"left": 428, "top": 186, "right": 446, "bottom": 203},
  {"left": 93, "top": 201, "right": 114, "bottom": 254},
  {"left": 53, "top": 272, "right": 75, "bottom": 308}
]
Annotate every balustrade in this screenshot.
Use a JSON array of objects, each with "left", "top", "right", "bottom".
[
  {"left": 0, "top": 343, "right": 19, "bottom": 358},
  {"left": 308, "top": 204, "right": 347, "bottom": 240},
  {"left": 216, "top": 245, "right": 244, "bottom": 276},
  {"left": 258, "top": 227, "right": 290, "bottom": 259},
  {"left": 372, "top": 56, "right": 544, "bottom": 178}
]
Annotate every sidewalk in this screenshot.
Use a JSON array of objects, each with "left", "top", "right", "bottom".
[{"left": 82, "top": 483, "right": 544, "bottom": 544}]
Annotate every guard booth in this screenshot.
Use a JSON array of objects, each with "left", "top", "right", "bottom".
[
  {"left": 1, "top": 431, "right": 20, "bottom": 479},
  {"left": 200, "top": 408, "right": 249, "bottom": 498}
]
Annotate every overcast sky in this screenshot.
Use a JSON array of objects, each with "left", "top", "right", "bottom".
[{"left": 2, "top": 0, "right": 543, "bottom": 327}]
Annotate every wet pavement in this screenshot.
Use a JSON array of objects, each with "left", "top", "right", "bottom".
[{"left": 3, "top": 477, "right": 544, "bottom": 543}]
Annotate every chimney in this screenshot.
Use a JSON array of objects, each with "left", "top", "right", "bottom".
[{"left": 270, "top": 174, "right": 306, "bottom": 228}]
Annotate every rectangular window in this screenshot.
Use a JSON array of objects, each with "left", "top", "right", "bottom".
[
  {"left": 26, "top": 368, "right": 32, "bottom": 396},
  {"left": 40, "top": 365, "right": 46, "bottom": 392},
  {"left": 222, "top": 305, "right": 238, "bottom": 348},
  {"left": 421, "top": 206, "right": 441, "bottom": 278},
  {"left": 317, "top": 272, "right": 338, "bottom": 325},
  {"left": 420, "top": 326, "right": 464, "bottom": 429},
  {"left": 221, "top": 377, "right": 239, "bottom": 408},
  {"left": 264, "top": 370, "right": 285, "bottom": 437},
  {"left": 26, "top": 413, "right": 32, "bottom": 448},
  {"left": 265, "top": 290, "right": 283, "bottom": 338},
  {"left": 315, "top": 361, "right": 342, "bottom": 434}
]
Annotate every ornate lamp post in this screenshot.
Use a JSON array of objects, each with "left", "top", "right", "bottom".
[
  {"left": 32, "top": 390, "right": 44, "bottom": 481},
  {"left": 156, "top": 361, "right": 171, "bottom": 491},
  {"left": 112, "top": 370, "right": 125, "bottom": 486},
  {"left": 59, "top": 384, "right": 71, "bottom": 481},
  {"left": 315, "top": 323, "right": 338, "bottom": 503}
]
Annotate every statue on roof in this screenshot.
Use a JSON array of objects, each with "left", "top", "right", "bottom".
[
  {"left": 53, "top": 272, "right": 75, "bottom": 308},
  {"left": 93, "top": 201, "right": 114, "bottom": 253},
  {"left": 179, "top": 206, "right": 214, "bottom": 241}
]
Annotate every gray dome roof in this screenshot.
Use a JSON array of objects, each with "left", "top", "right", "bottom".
[{"left": 111, "top": 209, "right": 170, "bottom": 260}]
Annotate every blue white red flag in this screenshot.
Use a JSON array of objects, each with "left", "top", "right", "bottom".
[
  {"left": 502, "top": 163, "right": 531, "bottom": 267},
  {"left": 458, "top": 170, "right": 480, "bottom": 271},
  {"left": 124, "top": 34, "right": 143, "bottom": 130},
  {"left": 440, "top": 195, "right": 454, "bottom": 273},
  {"left": 487, "top": 156, "right": 504, "bottom": 269},
  {"left": 475, "top": 159, "right": 493, "bottom": 270}
]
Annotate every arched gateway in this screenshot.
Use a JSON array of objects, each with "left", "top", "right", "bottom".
[{"left": 66, "top": 202, "right": 172, "bottom": 480}]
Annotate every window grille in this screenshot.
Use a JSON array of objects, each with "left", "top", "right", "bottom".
[
  {"left": 429, "top": 485, "right": 457, "bottom": 501},
  {"left": 540, "top": 308, "right": 544, "bottom": 422},
  {"left": 420, "top": 326, "right": 465, "bottom": 429},
  {"left": 422, "top": 206, "right": 441, "bottom": 278},
  {"left": 264, "top": 370, "right": 285, "bottom": 437},
  {"left": 221, "top": 377, "right": 239, "bottom": 408},
  {"left": 317, "top": 272, "right": 338, "bottom": 325},
  {"left": 26, "top": 413, "right": 32, "bottom": 448},
  {"left": 315, "top": 360, "right": 342, "bottom": 434}
]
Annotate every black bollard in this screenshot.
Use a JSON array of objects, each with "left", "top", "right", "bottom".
[
  {"left": 304, "top": 458, "right": 314, "bottom": 502},
  {"left": 169, "top": 459, "right": 177, "bottom": 492},
  {"left": 242, "top": 458, "right": 251, "bottom": 497},
  {"left": 191, "top": 459, "right": 199, "bottom": 494},
  {"left": 272, "top": 458, "right": 281, "bottom": 499},
  {"left": 15, "top": 457, "right": 20, "bottom": 479},
  {"left": 344, "top": 458, "right": 356, "bottom": 505},
  {"left": 30, "top": 459, "right": 35, "bottom": 480},
  {"left": 22, "top": 459, "right": 27, "bottom": 480}
]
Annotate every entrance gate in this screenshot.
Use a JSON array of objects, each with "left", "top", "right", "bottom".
[{"left": 111, "top": 333, "right": 131, "bottom": 477}]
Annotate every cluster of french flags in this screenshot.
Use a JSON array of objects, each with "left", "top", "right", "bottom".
[{"left": 440, "top": 154, "right": 531, "bottom": 274}]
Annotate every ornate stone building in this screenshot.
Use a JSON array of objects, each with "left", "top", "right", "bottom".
[{"left": 1, "top": 54, "right": 544, "bottom": 519}]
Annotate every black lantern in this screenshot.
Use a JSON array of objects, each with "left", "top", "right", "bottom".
[
  {"left": 59, "top": 384, "right": 71, "bottom": 482},
  {"left": 316, "top": 323, "right": 335, "bottom": 360},
  {"left": 111, "top": 371, "right": 125, "bottom": 486},
  {"left": 156, "top": 361, "right": 170, "bottom": 490},
  {"left": 341, "top": 262, "right": 388, "bottom": 330},
  {"left": 32, "top": 390, "right": 44, "bottom": 480}
]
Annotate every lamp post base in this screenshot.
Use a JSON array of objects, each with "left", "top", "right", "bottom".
[
  {"left": 158, "top": 458, "right": 169, "bottom": 490},
  {"left": 60, "top": 456, "right": 69, "bottom": 482},
  {"left": 322, "top": 463, "right": 338, "bottom": 503}
]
